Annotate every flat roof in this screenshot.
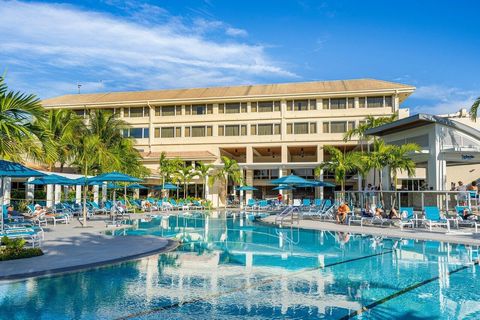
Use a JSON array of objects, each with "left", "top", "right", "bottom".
[
  {"left": 41, "top": 78, "right": 415, "bottom": 107},
  {"left": 366, "top": 113, "right": 480, "bottom": 141}
]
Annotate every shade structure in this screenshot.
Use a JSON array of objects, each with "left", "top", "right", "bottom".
[
  {"left": 107, "top": 183, "right": 122, "bottom": 189},
  {"left": 127, "top": 183, "right": 148, "bottom": 189},
  {"left": 73, "top": 177, "right": 103, "bottom": 186},
  {"left": 28, "top": 174, "right": 73, "bottom": 186},
  {"left": 272, "top": 185, "right": 296, "bottom": 190},
  {"left": 236, "top": 185, "right": 258, "bottom": 191},
  {"left": 271, "top": 174, "right": 309, "bottom": 185},
  {"left": 0, "top": 160, "right": 45, "bottom": 231},
  {"left": 89, "top": 172, "right": 142, "bottom": 183},
  {"left": 298, "top": 180, "right": 336, "bottom": 187},
  {"left": 155, "top": 183, "right": 179, "bottom": 190}
]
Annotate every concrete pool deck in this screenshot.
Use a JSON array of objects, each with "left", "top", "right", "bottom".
[
  {"left": 261, "top": 215, "right": 480, "bottom": 246},
  {"left": 0, "top": 216, "right": 178, "bottom": 280}
]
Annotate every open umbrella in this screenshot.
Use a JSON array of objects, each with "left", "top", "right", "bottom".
[
  {"left": 0, "top": 160, "right": 45, "bottom": 231},
  {"left": 127, "top": 183, "right": 148, "bottom": 189},
  {"left": 271, "top": 174, "right": 310, "bottom": 185},
  {"left": 154, "top": 183, "right": 179, "bottom": 190},
  {"left": 272, "top": 185, "right": 296, "bottom": 190},
  {"left": 297, "top": 180, "right": 336, "bottom": 187},
  {"left": 236, "top": 185, "right": 258, "bottom": 191},
  {"left": 107, "top": 183, "right": 123, "bottom": 189}
]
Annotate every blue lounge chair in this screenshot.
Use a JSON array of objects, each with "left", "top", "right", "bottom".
[
  {"left": 399, "top": 207, "right": 415, "bottom": 230},
  {"left": 424, "top": 206, "right": 450, "bottom": 232},
  {"left": 453, "top": 206, "right": 478, "bottom": 233},
  {"left": 302, "top": 199, "right": 311, "bottom": 208}
]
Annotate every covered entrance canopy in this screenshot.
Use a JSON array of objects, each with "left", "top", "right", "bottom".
[{"left": 366, "top": 113, "right": 480, "bottom": 190}]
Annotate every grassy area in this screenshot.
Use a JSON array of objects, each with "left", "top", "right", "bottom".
[{"left": 0, "top": 236, "right": 43, "bottom": 261}]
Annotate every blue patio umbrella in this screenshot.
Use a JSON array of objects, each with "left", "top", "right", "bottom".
[
  {"left": 88, "top": 172, "right": 142, "bottom": 183},
  {"left": 154, "top": 183, "right": 179, "bottom": 190},
  {"left": 236, "top": 185, "right": 258, "bottom": 191},
  {"left": 0, "top": 160, "right": 45, "bottom": 231},
  {"left": 272, "top": 185, "right": 296, "bottom": 190},
  {"left": 127, "top": 183, "right": 148, "bottom": 189},
  {"left": 29, "top": 174, "right": 73, "bottom": 185},
  {"left": 73, "top": 177, "right": 103, "bottom": 186},
  {"left": 271, "top": 174, "right": 310, "bottom": 185},
  {"left": 298, "top": 180, "right": 336, "bottom": 187},
  {"left": 107, "top": 183, "right": 123, "bottom": 189}
]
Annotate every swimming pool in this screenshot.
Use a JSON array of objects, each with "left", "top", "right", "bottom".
[{"left": 1, "top": 211, "right": 479, "bottom": 319}]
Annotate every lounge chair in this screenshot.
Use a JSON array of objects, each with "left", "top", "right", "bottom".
[
  {"left": 302, "top": 199, "right": 312, "bottom": 209},
  {"left": 453, "top": 206, "right": 478, "bottom": 233},
  {"left": 398, "top": 207, "right": 415, "bottom": 230},
  {"left": 245, "top": 199, "right": 256, "bottom": 210},
  {"left": 423, "top": 206, "right": 451, "bottom": 232}
]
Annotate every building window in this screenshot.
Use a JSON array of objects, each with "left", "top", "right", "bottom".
[
  {"left": 74, "top": 109, "right": 86, "bottom": 117},
  {"left": 154, "top": 127, "right": 181, "bottom": 138},
  {"left": 287, "top": 122, "right": 317, "bottom": 134},
  {"left": 385, "top": 96, "right": 393, "bottom": 108},
  {"left": 287, "top": 99, "right": 315, "bottom": 111},
  {"left": 126, "top": 107, "right": 149, "bottom": 118},
  {"left": 330, "top": 98, "right": 347, "bottom": 110},
  {"left": 185, "top": 126, "right": 213, "bottom": 137},
  {"left": 330, "top": 121, "right": 347, "bottom": 133},
  {"left": 347, "top": 98, "right": 355, "bottom": 108},
  {"left": 251, "top": 101, "right": 281, "bottom": 112},
  {"left": 185, "top": 104, "right": 213, "bottom": 115},
  {"left": 324, "top": 121, "right": 354, "bottom": 133},
  {"left": 155, "top": 105, "right": 182, "bottom": 116},
  {"left": 359, "top": 97, "right": 366, "bottom": 108},
  {"left": 250, "top": 124, "right": 280, "bottom": 135},
  {"left": 219, "top": 102, "right": 246, "bottom": 114},
  {"left": 322, "top": 99, "right": 329, "bottom": 110},
  {"left": 219, "top": 125, "right": 247, "bottom": 136},
  {"left": 124, "top": 128, "right": 149, "bottom": 138},
  {"left": 367, "top": 96, "right": 384, "bottom": 108}
]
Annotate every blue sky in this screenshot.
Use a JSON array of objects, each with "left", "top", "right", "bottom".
[{"left": 1, "top": 0, "right": 479, "bottom": 114}]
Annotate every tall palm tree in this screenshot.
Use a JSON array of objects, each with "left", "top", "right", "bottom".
[
  {"left": 195, "top": 161, "right": 213, "bottom": 200},
  {"left": 315, "top": 146, "right": 358, "bottom": 192},
  {"left": 0, "top": 75, "right": 54, "bottom": 162},
  {"left": 210, "top": 156, "right": 242, "bottom": 208},
  {"left": 469, "top": 96, "right": 480, "bottom": 121},
  {"left": 387, "top": 143, "right": 419, "bottom": 208},
  {"left": 177, "top": 165, "right": 193, "bottom": 198},
  {"left": 42, "top": 109, "right": 84, "bottom": 172}
]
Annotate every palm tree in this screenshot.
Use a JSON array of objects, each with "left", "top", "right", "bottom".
[
  {"left": 195, "top": 161, "right": 213, "bottom": 200},
  {"left": 0, "top": 75, "right": 54, "bottom": 162},
  {"left": 387, "top": 143, "right": 419, "bottom": 207},
  {"left": 469, "top": 96, "right": 480, "bottom": 121},
  {"left": 210, "top": 156, "right": 242, "bottom": 208},
  {"left": 177, "top": 165, "right": 193, "bottom": 198},
  {"left": 42, "top": 109, "right": 84, "bottom": 172},
  {"left": 315, "top": 146, "right": 358, "bottom": 192},
  {"left": 343, "top": 114, "right": 398, "bottom": 152}
]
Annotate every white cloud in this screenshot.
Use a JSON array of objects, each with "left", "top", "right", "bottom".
[
  {"left": 410, "top": 84, "right": 478, "bottom": 115},
  {"left": 0, "top": 1, "right": 295, "bottom": 97},
  {"left": 226, "top": 27, "right": 248, "bottom": 37}
]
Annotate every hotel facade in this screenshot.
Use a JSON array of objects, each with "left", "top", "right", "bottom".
[{"left": 42, "top": 79, "right": 415, "bottom": 205}]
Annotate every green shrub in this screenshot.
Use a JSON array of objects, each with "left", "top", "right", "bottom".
[{"left": 0, "top": 236, "right": 44, "bottom": 261}]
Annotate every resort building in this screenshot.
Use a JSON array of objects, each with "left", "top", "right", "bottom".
[{"left": 41, "top": 78, "right": 415, "bottom": 205}]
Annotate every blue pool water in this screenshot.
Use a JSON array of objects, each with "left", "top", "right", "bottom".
[{"left": 1, "top": 211, "right": 479, "bottom": 319}]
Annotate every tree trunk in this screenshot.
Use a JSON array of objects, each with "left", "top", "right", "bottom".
[
  {"left": 82, "top": 162, "right": 88, "bottom": 227},
  {"left": 224, "top": 174, "right": 228, "bottom": 209}
]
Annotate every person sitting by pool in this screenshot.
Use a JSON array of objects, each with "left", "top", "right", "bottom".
[
  {"left": 388, "top": 208, "right": 400, "bottom": 219},
  {"left": 336, "top": 202, "right": 350, "bottom": 224},
  {"left": 6, "top": 205, "right": 24, "bottom": 221},
  {"left": 375, "top": 207, "right": 384, "bottom": 218},
  {"left": 461, "top": 207, "right": 477, "bottom": 220},
  {"left": 24, "top": 204, "right": 46, "bottom": 220},
  {"left": 277, "top": 193, "right": 283, "bottom": 203}
]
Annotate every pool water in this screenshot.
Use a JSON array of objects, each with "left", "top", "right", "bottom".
[{"left": 1, "top": 211, "right": 479, "bottom": 319}]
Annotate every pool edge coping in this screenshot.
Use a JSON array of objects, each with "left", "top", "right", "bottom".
[{"left": 0, "top": 238, "right": 180, "bottom": 282}]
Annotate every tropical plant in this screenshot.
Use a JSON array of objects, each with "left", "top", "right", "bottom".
[
  {"left": 195, "top": 161, "right": 213, "bottom": 200},
  {"left": 315, "top": 146, "right": 359, "bottom": 192},
  {"left": 42, "top": 109, "right": 84, "bottom": 172},
  {"left": 209, "top": 156, "right": 242, "bottom": 208},
  {"left": 469, "top": 96, "right": 480, "bottom": 121},
  {"left": 0, "top": 75, "right": 54, "bottom": 162},
  {"left": 343, "top": 114, "right": 398, "bottom": 152},
  {"left": 177, "top": 164, "right": 193, "bottom": 198},
  {"left": 387, "top": 143, "right": 419, "bottom": 207}
]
